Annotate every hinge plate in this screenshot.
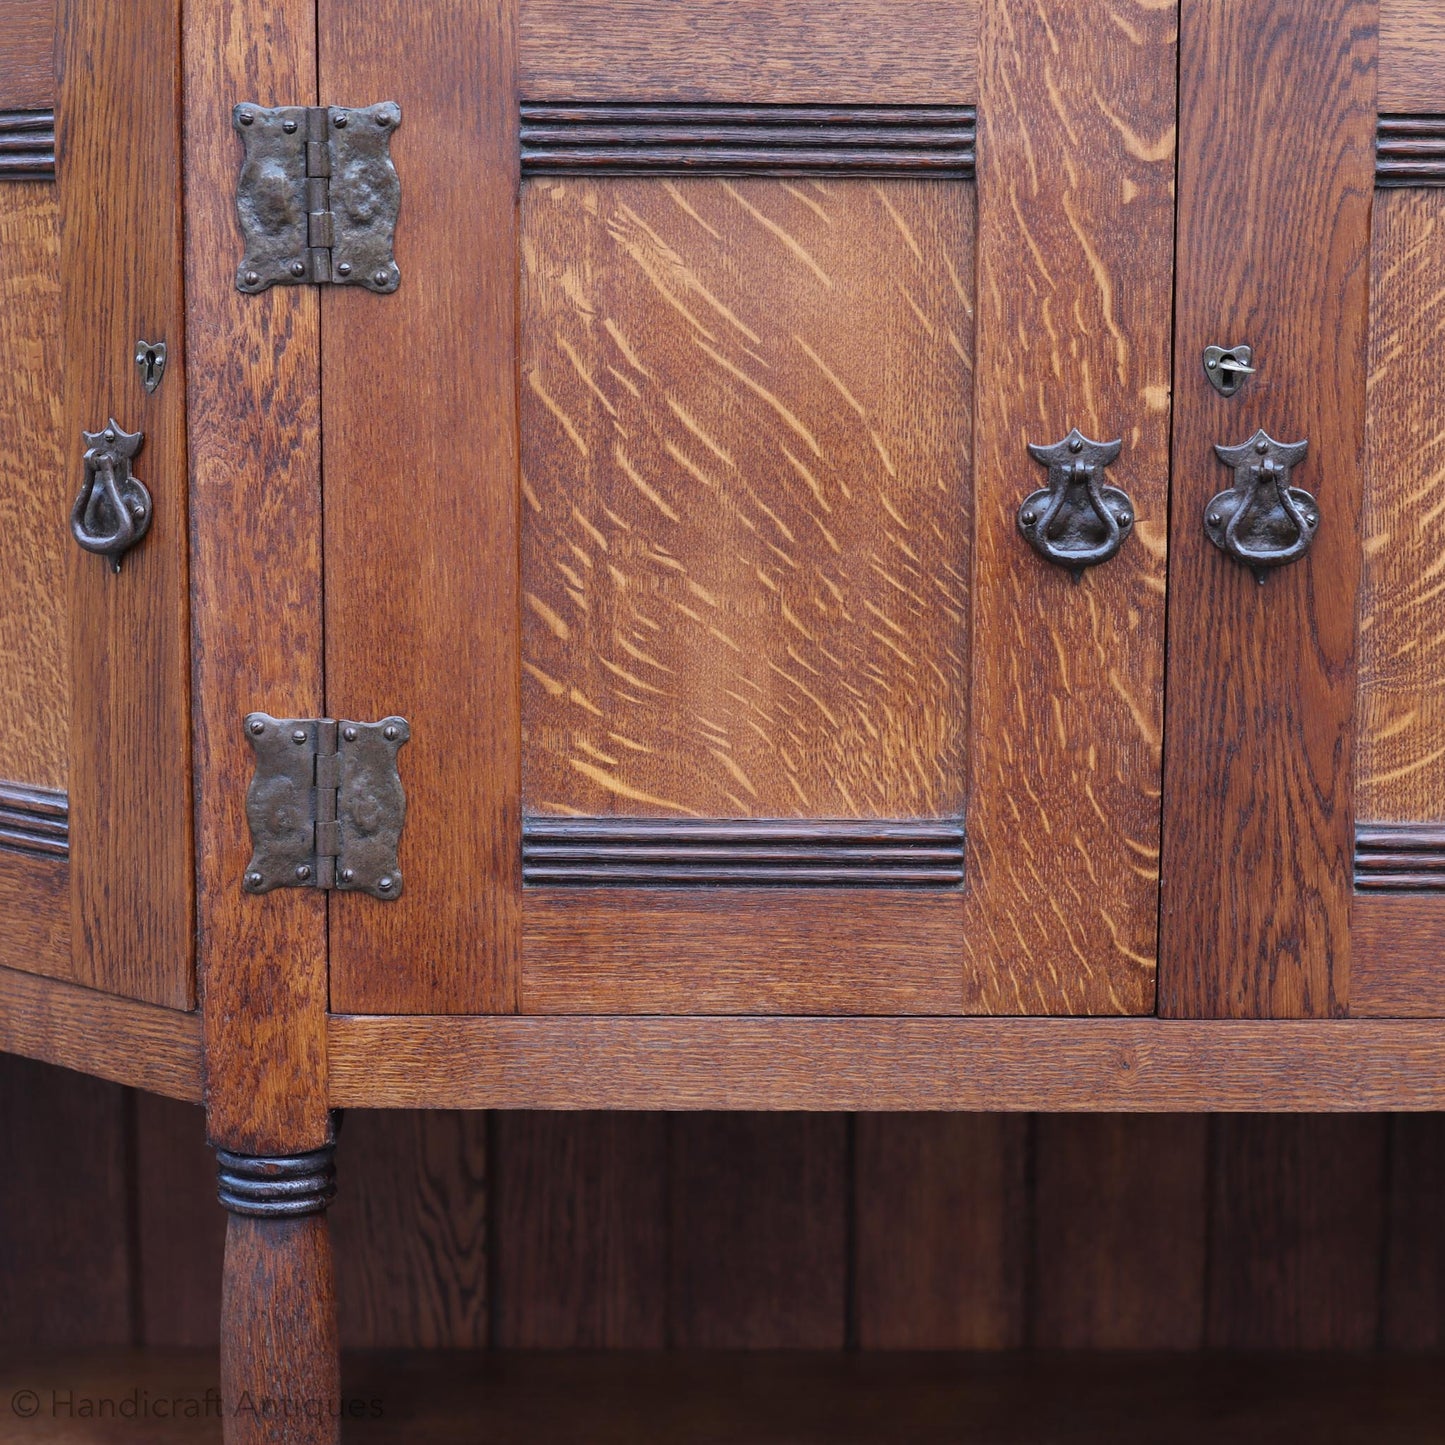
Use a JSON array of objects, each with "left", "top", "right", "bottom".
[
  {"left": 233, "top": 102, "right": 401, "bottom": 294},
  {"left": 243, "top": 713, "right": 410, "bottom": 900}
]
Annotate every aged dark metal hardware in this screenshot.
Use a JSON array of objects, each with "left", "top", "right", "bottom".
[
  {"left": 1205, "top": 429, "right": 1315, "bottom": 582},
  {"left": 134, "top": 339, "right": 166, "bottom": 394},
  {"left": 233, "top": 102, "right": 401, "bottom": 293},
  {"left": 522, "top": 816, "right": 966, "bottom": 887},
  {"left": 216, "top": 1144, "right": 337, "bottom": 1219},
  {"left": 520, "top": 102, "right": 976, "bottom": 177},
  {"left": 71, "top": 421, "right": 152, "bottom": 573},
  {"left": 243, "top": 713, "right": 409, "bottom": 900},
  {"left": 1018, "top": 429, "right": 1133, "bottom": 580},
  {"left": 1203, "top": 344, "right": 1254, "bottom": 397}
]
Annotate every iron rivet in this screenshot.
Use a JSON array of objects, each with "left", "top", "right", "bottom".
[
  {"left": 1021, "top": 510, "right": 1036, "bottom": 526},
  {"left": 238, "top": 111, "right": 254, "bottom": 126},
  {"left": 290, "top": 260, "right": 306, "bottom": 277},
  {"left": 249, "top": 719, "right": 266, "bottom": 735},
  {"left": 103, "top": 429, "right": 115, "bottom": 443},
  {"left": 383, "top": 724, "right": 399, "bottom": 741},
  {"left": 340, "top": 868, "right": 354, "bottom": 884},
  {"left": 333, "top": 111, "right": 348, "bottom": 128},
  {"left": 1255, "top": 439, "right": 1268, "bottom": 454},
  {"left": 377, "top": 876, "right": 394, "bottom": 892},
  {"left": 245, "top": 871, "right": 263, "bottom": 888},
  {"left": 1206, "top": 357, "right": 1217, "bottom": 369},
  {"left": 282, "top": 118, "right": 298, "bottom": 133},
  {"left": 374, "top": 270, "right": 389, "bottom": 288},
  {"left": 1306, "top": 514, "right": 1318, "bottom": 526},
  {"left": 376, "top": 112, "right": 390, "bottom": 126},
  {"left": 1119, "top": 512, "right": 1132, "bottom": 526},
  {"left": 295, "top": 864, "right": 312, "bottom": 882},
  {"left": 336, "top": 262, "right": 352, "bottom": 277},
  {"left": 244, "top": 270, "right": 259, "bottom": 287},
  {"left": 1068, "top": 436, "right": 1083, "bottom": 453},
  {"left": 292, "top": 728, "right": 308, "bottom": 744},
  {"left": 343, "top": 726, "right": 358, "bottom": 742},
  {"left": 1208, "top": 512, "right": 1222, "bottom": 526}
]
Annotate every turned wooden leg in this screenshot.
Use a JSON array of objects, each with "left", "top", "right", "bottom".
[{"left": 217, "top": 1145, "right": 340, "bottom": 1445}]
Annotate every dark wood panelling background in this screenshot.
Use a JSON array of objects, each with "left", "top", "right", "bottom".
[{"left": 3, "top": 1056, "right": 1443, "bottom": 1353}]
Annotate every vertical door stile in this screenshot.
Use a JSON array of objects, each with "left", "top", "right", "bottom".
[
  {"left": 965, "top": 0, "right": 1177, "bottom": 1014},
  {"left": 320, "top": 0, "right": 523, "bottom": 1014},
  {"left": 56, "top": 0, "right": 194, "bottom": 1006},
  {"left": 186, "top": 0, "right": 330, "bottom": 1150},
  {"left": 1160, "top": 0, "right": 1377, "bottom": 1017}
]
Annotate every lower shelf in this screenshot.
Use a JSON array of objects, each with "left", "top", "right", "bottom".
[{"left": 1, "top": 1350, "right": 1442, "bottom": 1443}]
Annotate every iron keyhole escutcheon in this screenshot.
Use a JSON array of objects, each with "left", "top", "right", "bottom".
[{"left": 1018, "top": 429, "right": 1134, "bottom": 580}]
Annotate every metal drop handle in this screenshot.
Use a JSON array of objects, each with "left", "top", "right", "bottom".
[
  {"left": 1204, "top": 429, "right": 1316, "bottom": 583},
  {"left": 1017, "top": 429, "right": 1135, "bottom": 581},
  {"left": 71, "top": 420, "right": 152, "bottom": 573}
]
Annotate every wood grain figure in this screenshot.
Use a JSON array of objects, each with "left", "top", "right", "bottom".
[
  {"left": 1160, "top": 0, "right": 1376, "bottom": 1017},
  {"left": 0, "top": 183, "right": 65, "bottom": 797},
  {"left": 519, "top": 0, "right": 978, "bottom": 105},
  {"left": 57, "top": 0, "right": 194, "bottom": 1006},
  {"left": 854, "top": 1113, "right": 1028, "bottom": 1347},
  {"left": 1358, "top": 186, "right": 1445, "bottom": 823},
  {"left": 321, "top": 0, "right": 522, "bottom": 1016},
  {"left": 1381, "top": 0, "right": 1445, "bottom": 109},
  {"left": 0, "top": 0, "right": 54, "bottom": 109},
  {"left": 185, "top": 0, "right": 329, "bottom": 1149},
  {"left": 521, "top": 175, "right": 972, "bottom": 823},
  {"left": 964, "top": 0, "right": 1176, "bottom": 1014}
]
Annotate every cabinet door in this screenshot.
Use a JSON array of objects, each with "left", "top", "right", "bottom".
[
  {"left": 1160, "top": 0, "right": 1445, "bottom": 1019},
  {"left": 321, "top": 0, "right": 1177, "bottom": 1016},
  {"left": 0, "top": 0, "right": 193, "bottom": 1008}
]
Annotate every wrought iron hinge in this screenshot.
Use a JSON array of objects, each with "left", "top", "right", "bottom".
[
  {"left": 243, "top": 713, "right": 410, "bottom": 900},
  {"left": 233, "top": 103, "right": 401, "bottom": 294}
]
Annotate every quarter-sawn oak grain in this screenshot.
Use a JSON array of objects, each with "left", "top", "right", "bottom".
[
  {"left": 1358, "top": 186, "right": 1445, "bottom": 825},
  {"left": 0, "top": 183, "right": 66, "bottom": 796},
  {"left": 521, "top": 176, "right": 971, "bottom": 823},
  {"left": 1159, "top": 0, "right": 1376, "bottom": 1017},
  {"left": 964, "top": 0, "right": 1175, "bottom": 1014}
]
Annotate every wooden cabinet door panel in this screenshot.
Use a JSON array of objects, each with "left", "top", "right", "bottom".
[
  {"left": 0, "top": 0, "right": 193, "bottom": 1007},
  {"left": 322, "top": 0, "right": 1176, "bottom": 1015}
]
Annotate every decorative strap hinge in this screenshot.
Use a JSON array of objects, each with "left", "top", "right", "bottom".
[
  {"left": 233, "top": 102, "right": 401, "bottom": 294},
  {"left": 243, "top": 713, "right": 410, "bottom": 900}
]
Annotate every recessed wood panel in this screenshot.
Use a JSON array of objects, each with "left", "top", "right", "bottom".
[
  {"left": 1359, "top": 186, "right": 1445, "bottom": 823},
  {"left": 0, "top": 183, "right": 66, "bottom": 793},
  {"left": 521, "top": 176, "right": 972, "bottom": 821},
  {"left": 519, "top": 0, "right": 977, "bottom": 105}
]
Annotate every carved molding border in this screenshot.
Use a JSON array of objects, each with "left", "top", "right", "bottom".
[
  {"left": 523, "top": 816, "right": 965, "bottom": 887},
  {"left": 520, "top": 102, "right": 975, "bottom": 178}
]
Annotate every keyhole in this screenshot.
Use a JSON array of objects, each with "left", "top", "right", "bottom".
[{"left": 134, "top": 339, "right": 167, "bottom": 394}]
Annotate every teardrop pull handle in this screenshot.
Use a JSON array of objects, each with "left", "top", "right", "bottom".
[
  {"left": 1017, "top": 429, "right": 1134, "bottom": 581},
  {"left": 1204, "top": 429, "right": 1316, "bottom": 583},
  {"left": 71, "top": 420, "right": 152, "bottom": 573}
]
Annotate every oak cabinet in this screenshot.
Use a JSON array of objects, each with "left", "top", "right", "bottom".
[{"left": 3, "top": 1, "right": 1445, "bottom": 1441}]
